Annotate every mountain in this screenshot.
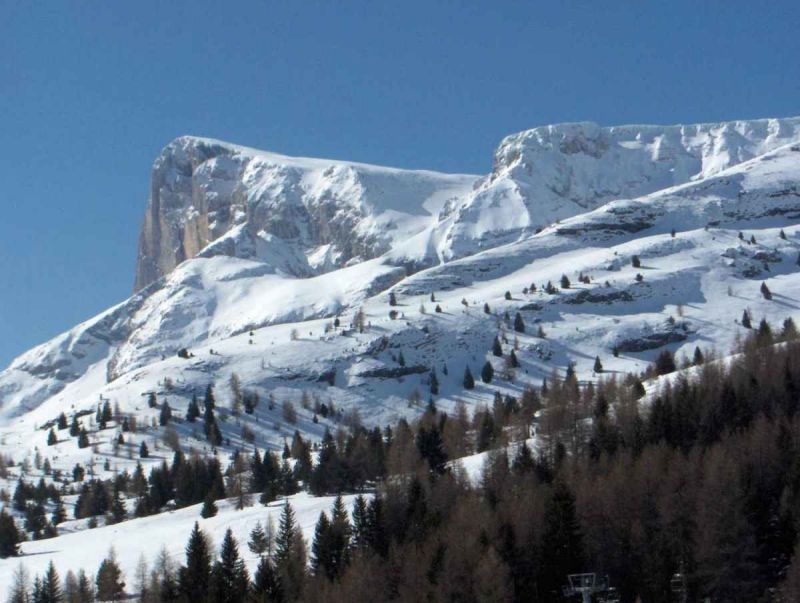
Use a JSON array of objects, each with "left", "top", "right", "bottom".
[{"left": 2, "top": 115, "right": 800, "bottom": 446}]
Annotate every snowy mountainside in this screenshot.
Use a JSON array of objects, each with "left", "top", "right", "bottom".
[
  {"left": 438, "top": 117, "right": 800, "bottom": 258},
  {"left": 2, "top": 117, "right": 800, "bottom": 469},
  {"left": 134, "top": 136, "right": 478, "bottom": 290}
]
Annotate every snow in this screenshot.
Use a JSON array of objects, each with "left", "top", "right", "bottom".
[{"left": 0, "top": 492, "right": 363, "bottom": 591}]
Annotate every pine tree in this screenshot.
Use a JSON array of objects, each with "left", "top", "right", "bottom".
[
  {"left": 351, "top": 495, "right": 370, "bottom": 551},
  {"left": 159, "top": 401, "right": 172, "bottom": 426},
  {"left": 311, "top": 511, "right": 332, "bottom": 578},
  {"left": 38, "top": 561, "right": 62, "bottom": 603},
  {"left": 593, "top": 356, "right": 603, "bottom": 373},
  {"left": 0, "top": 509, "right": 20, "bottom": 557},
  {"left": 208, "top": 529, "right": 249, "bottom": 603},
  {"left": 179, "top": 523, "right": 212, "bottom": 602},
  {"left": 252, "top": 556, "right": 280, "bottom": 602},
  {"left": 69, "top": 416, "right": 80, "bottom": 437},
  {"left": 57, "top": 413, "right": 68, "bottom": 430},
  {"left": 139, "top": 441, "right": 149, "bottom": 458},
  {"left": 201, "top": 494, "right": 218, "bottom": 519},
  {"left": 47, "top": 429, "right": 57, "bottom": 446},
  {"left": 274, "top": 501, "right": 307, "bottom": 600},
  {"left": 560, "top": 274, "right": 571, "bottom": 289},
  {"left": 463, "top": 366, "right": 475, "bottom": 390},
  {"left": 484, "top": 302, "right": 491, "bottom": 314},
  {"left": 539, "top": 480, "right": 584, "bottom": 597},
  {"left": 654, "top": 349, "right": 676, "bottom": 375},
  {"left": 147, "top": 392, "right": 157, "bottom": 409},
  {"left": 328, "top": 496, "right": 352, "bottom": 580},
  {"left": 694, "top": 346, "right": 705, "bottom": 366},
  {"left": 77, "top": 429, "right": 89, "bottom": 449},
  {"left": 95, "top": 549, "right": 125, "bottom": 602},
  {"left": 742, "top": 309, "right": 752, "bottom": 329},
  {"left": 509, "top": 348, "right": 519, "bottom": 368},
  {"left": 108, "top": 486, "right": 126, "bottom": 525},
  {"left": 504, "top": 290, "right": 512, "bottom": 300},
  {"left": 186, "top": 394, "right": 200, "bottom": 422},
  {"left": 761, "top": 281, "right": 772, "bottom": 300},
  {"left": 397, "top": 351, "right": 405, "bottom": 367},
  {"left": 429, "top": 368, "right": 439, "bottom": 396},
  {"left": 492, "top": 336, "right": 503, "bottom": 357},
  {"left": 481, "top": 361, "right": 494, "bottom": 384},
  {"left": 631, "top": 255, "right": 641, "bottom": 268},
  {"left": 513, "top": 312, "right": 525, "bottom": 333},
  {"left": 248, "top": 522, "right": 269, "bottom": 556},
  {"left": 388, "top": 291, "right": 397, "bottom": 306}
]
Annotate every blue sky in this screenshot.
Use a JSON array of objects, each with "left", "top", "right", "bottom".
[{"left": 1, "top": 1, "right": 798, "bottom": 368}]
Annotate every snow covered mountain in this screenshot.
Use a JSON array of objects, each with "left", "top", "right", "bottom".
[{"left": 3, "top": 116, "right": 800, "bottom": 455}]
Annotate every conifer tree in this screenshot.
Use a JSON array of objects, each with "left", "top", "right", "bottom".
[
  {"left": 201, "top": 494, "right": 218, "bottom": 519},
  {"left": 761, "top": 281, "right": 772, "bottom": 300},
  {"left": 388, "top": 291, "right": 397, "bottom": 306},
  {"left": 69, "top": 416, "right": 80, "bottom": 437},
  {"left": 252, "top": 556, "right": 280, "bottom": 602},
  {"left": 179, "top": 523, "right": 212, "bottom": 602},
  {"left": 0, "top": 509, "right": 20, "bottom": 558},
  {"left": 57, "top": 413, "right": 68, "bottom": 430},
  {"left": 509, "top": 349, "right": 519, "bottom": 368},
  {"left": 513, "top": 312, "right": 525, "bottom": 333},
  {"left": 248, "top": 522, "right": 269, "bottom": 556},
  {"left": 631, "top": 255, "right": 641, "bottom": 268},
  {"left": 311, "top": 512, "right": 332, "bottom": 578},
  {"left": 147, "top": 392, "right": 158, "bottom": 409},
  {"left": 694, "top": 346, "right": 705, "bottom": 366},
  {"left": 208, "top": 529, "right": 249, "bottom": 603},
  {"left": 186, "top": 394, "right": 200, "bottom": 422},
  {"left": 351, "top": 495, "right": 370, "bottom": 551},
  {"left": 481, "top": 361, "right": 494, "bottom": 384},
  {"left": 274, "top": 501, "right": 306, "bottom": 601},
  {"left": 560, "top": 274, "right": 571, "bottom": 289},
  {"left": 539, "top": 480, "right": 584, "bottom": 597},
  {"left": 139, "top": 441, "right": 149, "bottom": 459},
  {"left": 77, "top": 429, "right": 89, "bottom": 449},
  {"left": 593, "top": 356, "right": 603, "bottom": 373},
  {"left": 742, "top": 309, "right": 752, "bottom": 329},
  {"left": 492, "top": 336, "right": 503, "bottom": 357},
  {"left": 159, "top": 401, "right": 172, "bottom": 426},
  {"left": 47, "top": 429, "right": 57, "bottom": 446},
  {"left": 484, "top": 302, "right": 491, "bottom": 314},
  {"left": 429, "top": 367, "right": 439, "bottom": 396},
  {"left": 504, "top": 291, "right": 512, "bottom": 300},
  {"left": 95, "top": 549, "right": 125, "bottom": 602},
  {"left": 463, "top": 366, "right": 475, "bottom": 390}
]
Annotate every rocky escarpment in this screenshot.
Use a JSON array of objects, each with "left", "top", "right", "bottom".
[{"left": 134, "top": 136, "right": 477, "bottom": 291}]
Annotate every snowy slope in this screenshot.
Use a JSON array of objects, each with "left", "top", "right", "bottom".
[{"left": 2, "top": 117, "right": 800, "bottom": 485}]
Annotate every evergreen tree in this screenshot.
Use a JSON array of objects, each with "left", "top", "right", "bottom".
[
  {"left": 351, "top": 495, "right": 370, "bottom": 551},
  {"left": 69, "top": 416, "right": 80, "bottom": 438},
  {"left": 47, "top": 429, "right": 57, "bottom": 446},
  {"left": 179, "top": 523, "right": 212, "bottom": 602},
  {"left": 654, "top": 349, "right": 676, "bottom": 375},
  {"left": 57, "top": 413, "right": 68, "bottom": 430},
  {"left": 513, "top": 312, "right": 525, "bottom": 333},
  {"left": 147, "top": 392, "right": 157, "bottom": 408},
  {"left": 186, "top": 394, "right": 200, "bottom": 422},
  {"left": 95, "top": 549, "right": 125, "bottom": 602},
  {"left": 208, "top": 529, "right": 249, "bottom": 603},
  {"left": 593, "top": 356, "right": 603, "bottom": 373},
  {"left": 631, "top": 255, "right": 641, "bottom": 268},
  {"left": 77, "top": 429, "right": 89, "bottom": 449},
  {"left": 560, "top": 274, "right": 571, "bottom": 289},
  {"left": 694, "top": 346, "right": 705, "bottom": 366},
  {"left": 248, "top": 522, "right": 269, "bottom": 557},
  {"left": 429, "top": 367, "right": 439, "bottom": 396},
  {"left": 463, "top": 366, "right": 475, "bottom": 390},
  {"left": 539, "top": 480, "right": 584, "bottom": 598},
  {"left": 484, "top": 302, "right": 491, "bottom": 314},
  {"left": 504, "top": 290, "right": 512, "bottom": 300},
  {"left": 0, "top": 509, "right": 20, "bottom": 557},
  {"left": 274, "top": 501, "right": 306, "bottom": 601},
  {"left": 509, "top": 348, "right": 519, "bottom": 368},
  {"left": 201, "top": 494, "right": 218, "bottom": 519},
  {"left": 742, "top": 309, "right": 752, "bottom": 329},
  {"left": 252, "top": 556, "right": 280, "bottom": 603},
  {"left": 139, "top": 441, "right": 149, "bottom": 459},
  {"left": 761, "top": 281, "right": 772, "bottom": 300},
  {"left": 39, "top": 561, "right": 62, "bottom": 603},
  {"left": 481, "top": 361, "right": 494, "bottom": 384},
  {"left": 311, "top": 511, "right": 332, "bottom": 578},
  {"left": 159, "top": 401, "right": 172, "bottom": 426},
  {"left": 388, "top": 291, "right": 397, "bottom": 306},
  {"left": 492, "top": 336, "right": 503, "bottom": 357}
]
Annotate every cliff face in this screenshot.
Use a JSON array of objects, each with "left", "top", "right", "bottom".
[{"left": 133, "top": 136, "right": 477, "bottom": 291}]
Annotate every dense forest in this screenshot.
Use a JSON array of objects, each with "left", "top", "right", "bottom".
[{"left": 7, "top": 320, "right": 800, "bottom": 602}]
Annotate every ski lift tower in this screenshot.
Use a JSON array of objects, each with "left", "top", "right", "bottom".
[{"left": 562, "top": 573, "right": 608, "bottom": 603}]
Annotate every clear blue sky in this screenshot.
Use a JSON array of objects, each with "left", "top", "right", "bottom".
[{"left": 1, "top": 1, "right": 798, "bottom": 368}]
